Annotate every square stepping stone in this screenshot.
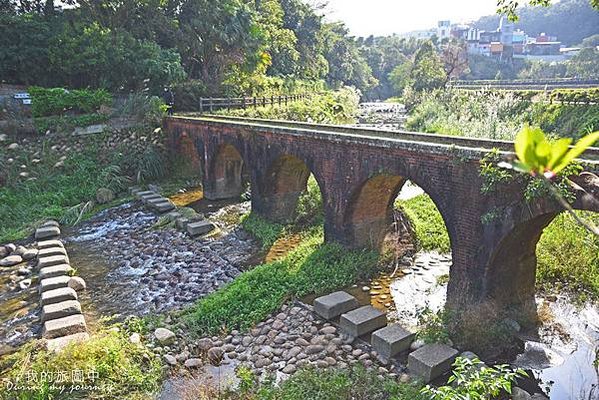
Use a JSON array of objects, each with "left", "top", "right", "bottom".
[
  {"left": 142, "top": 194, "right": 163, "bottom": 204},
  {"left": 35, "top": 226, "right": 61, "bottom": 240},
  {"left": 135, "top": 190, "right": 156, "bottom": 199},
  {"left": 408, "top": 343, "right": 459, "bottom": 382},
  {"left": 38, "top": 246, "right": 68, "bottom": 258},
  {"left": 41, "top": 287, "right": 78, "bottom": 306},
  {"left": 37, "top": 240, "right": 64, "bottom": 249},
  {"left": 41, "top": 300, "right": 82, "bottom": 322},
  {"left": 339, "top": 305, "right": 387, "bottom": 338},
  {"left": 39, "top": 276, "right": 71, "bottom": 292},
  {"left": 150, "top": 200, "right": 176, "bottom": 213},
  {"left": 38, "top": 255, "right": 69, "bottom": 268},
  {"left": 40, "top": 264, "right": 74, "bottom": 280},
  {"left": 314, "top": 291, "right": 359, "bottom": 320},
  {"left": 372, "top": 324, "right": 415, "bottom": 361},
  {"left": 186, "top": 221, "right": 215, "bottom": 237},
  {"left": 42, "top": 314, "right": 87, "bottom": 339},
  {"left": 46, "top": 332, "right": 90, "bottom": 352}
]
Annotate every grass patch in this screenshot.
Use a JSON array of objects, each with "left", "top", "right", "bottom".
[
  {"left": 183, "top": 220, "right": 379, "bottom": 336},
  {"left": 537, "top": 211, "right": 599, "bottom": 302},
  {"left": 398, "top": 194, "right": 451, "bottom": 253},
  {"left": 246, "top": 365, "right": 425, "bottom": 400},
  {"left": 0, "top": 327, "right": 163, "bottom": 399}
]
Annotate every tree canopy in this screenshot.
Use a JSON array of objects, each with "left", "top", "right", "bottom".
[{"left": 0, "top": 0, "right": 376, "bottom": 96}]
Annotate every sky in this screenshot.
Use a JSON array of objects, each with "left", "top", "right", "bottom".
[{"left": 321, "top": 0, "right": 500, "bottom": 37}]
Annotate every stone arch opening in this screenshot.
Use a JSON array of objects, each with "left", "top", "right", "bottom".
[
  {"left": 257, "top": 155, "right": 323, "bottom": 223},
  {"left": 486, "top": 209, "right": 599, "bottom": 324},
  {"left": 205, "top": 143, "right": 245, "bottom": 200}
]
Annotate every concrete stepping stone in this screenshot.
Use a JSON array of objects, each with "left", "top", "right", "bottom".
[
  {"left": 35, "top": 226, "right": 61, "bottom": 240},
  {"left": 41, "top": 300, "right": 82, "bottom": 322},
  {"left": 408, "top": 343, "right": 459, "bottom": 382},
  {"left": 129, "top": 186, "right": 143, "bottom": 195},
  {"left": 42, "top": 314, "right": 87, "bottom": 339},
  {"left": 372, "top": 324, "right": 415, "bottom": 361},
  {"left": 135, "top": 190, "right": 156, "bottom": 199},
  {"left": 41, "top": 287, "right": 78, "bottom": 306},
  {"left": 40, "top": 264, "right": 74, "bottom": 279},
  {"left": 38, "top": 246, "right": 68, "bottom": 258},
  {"left": 186, "top": 220, "right": 216, "bottom": 237},
  {"left": 150, "top": 200, "right": 176, "bottom": 213},
  {"left": 40, "top": 276, "right": 71, "bottom": 292},
  {"left": 38, "top": 255, "right": 69, "bottom": 268},
  {"left": 46, "top": 332, "right": 90, "bottom": 352},
  {"left": 339, "top": 305, "right": 387, "bottom": 338},
  {"left": 142, "top": 194, "right": 163, "bottom": 204},
  {"left": 314, "top": 291, "right": 360, "bottom": 320},
  {"left": 37, "top": 240, "right": 64, "bottom": 249}
]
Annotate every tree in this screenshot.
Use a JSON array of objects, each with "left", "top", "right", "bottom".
[
  {"left": 388, "top": 58, "right": 412, "bottom": 95},
  {"left": 441, "top": 41, "right": 469, "bottom": 83},
  {"left": 322, "top": 22, "right": 377, "bottom": 92},
  {"left": 567, "top": 47, "right": 599, "bottom": 79},
  {"left": 410, "top": 41, "right": 447, "bottom": 92},
  {"left": 497, "top": 0, "right": 599, "bottom": 22}
]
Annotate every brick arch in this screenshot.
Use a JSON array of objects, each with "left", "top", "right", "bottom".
[
  {"left": 342, "top": 174, "right": 407, "bottom": 249},
  {"left": 482, "top": 179, "right": 599, "bottom": 325},
  {"left": 253, "top": 154, "right": 324, "bottom": 223},
  {"left": 204, "top": 143, "right": 245, "bottom": 200}
]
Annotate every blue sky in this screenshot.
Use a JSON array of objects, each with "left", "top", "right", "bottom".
[{"left": 321, "top": 0, "right": 501, "bottom": 36}]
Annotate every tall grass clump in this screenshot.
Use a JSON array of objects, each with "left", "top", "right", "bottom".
[{"left": 0, "top": 328, "right": 163, "bottom": 400}]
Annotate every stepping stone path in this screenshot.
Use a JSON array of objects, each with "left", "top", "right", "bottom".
[
  {"left": 34, "top": 221, "right": 89, "bottom": 351},
  {"left": 313, "top": 290, "right": 459, "bottom": 383},
  {"left": 131, "top": 187, "right": 175, "bottom": 214},
  {"left": 131, "top": 186, "right": 216, "bottom": 238}
]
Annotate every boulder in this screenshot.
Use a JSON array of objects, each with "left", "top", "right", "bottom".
[
  {"left": 96, "top": 188, "right": 115, "bottom": 204},
  {"left": 154, "top": 328, "right": 176, "bottom": 345},
  {"left": 0, "top": 255, "right": 23, "bottom": 267},
  {"left": 21, "top": 248, "right": 38, "bottom": 260},
  {"left": 68, "top": 277, "right": 87, "bottom": 292}
]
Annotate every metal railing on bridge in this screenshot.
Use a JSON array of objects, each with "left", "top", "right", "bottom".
[{"left": 198, "top": 93, "right": 311, "bottom": 113}]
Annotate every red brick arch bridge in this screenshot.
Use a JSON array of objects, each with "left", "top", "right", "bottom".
[{"left": 165, "top": 115, "right": 599, "bottom": 326}]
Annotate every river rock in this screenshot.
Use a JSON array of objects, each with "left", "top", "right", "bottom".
[
  {"left": 164, "top": 354, "right": 177, "bottom": 366},
  {"left": 21, "top": 249, "right": 38, "bottom": 260},
  {"left": 154, "top": 328, "right": 176, "bottom": 345},
  {"left": 0, "top": 247, "right": 7, "bottom": 258},
  {"left": 0, "top": 255, "right": 23, "bottom": 267},
  {"left": 68, "top": 277, "right": 87, "bottom": 292},
  {"left": 96, "top": 188, "right": 115, "bottom": 204},
  {"left": 207, "top": 347, "right": 224, "bottom": 365},
  {"left": 129, "top": 333, "right": 141, "bottom": 344},
  {"left": 184, "top": 358, "right": 202, "bottom": 368},
  {"left": 18, "top": 279, "right": 32, "bottom": 290}
]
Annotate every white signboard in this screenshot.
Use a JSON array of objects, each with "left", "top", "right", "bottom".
[
  {"left": 14, "top": 93, "right": 30, "bottom": 99},
  {"left": 22, "top": 99, "right": 32, "bottom": 105}
]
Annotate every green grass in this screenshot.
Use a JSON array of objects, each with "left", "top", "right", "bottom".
[
  {"left": 183, "top": 220, "right": 379, "bottom": 336},
  {"left": 0, "top": 327, "right": 163, "bottom": 400},
  {"left": 242, "top": 365, "right": 426, "bottom": 400},
  {"left": 398, "top": 194, "right": 451, "bottom": 253},
  {"left": 537, "top": 211, "right": 599, "bottom": 302}
]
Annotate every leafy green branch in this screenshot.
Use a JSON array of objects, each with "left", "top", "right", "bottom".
[{"left": 500, "top": 126, "right": 599, "bottom": 235}]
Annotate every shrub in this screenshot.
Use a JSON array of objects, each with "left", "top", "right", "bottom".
[
  {"left": 216, "top": 88, "right": 360, "bottom": 125},
  {"left": 421, "top": 357, "right": 527, "bottom": 400},
  {"left": 33, "top": 113, "right": 109, "bottom": 133},
  {"left": 172, "top": 80, "right": 208, "bottom": 112},
  {"left": 29, "top": 87, "right": 112, "bottom": 117}
]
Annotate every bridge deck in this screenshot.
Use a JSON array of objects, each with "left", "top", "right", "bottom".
[{"left": 170, "top": 115, "right": 599, "bottom": 163}]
